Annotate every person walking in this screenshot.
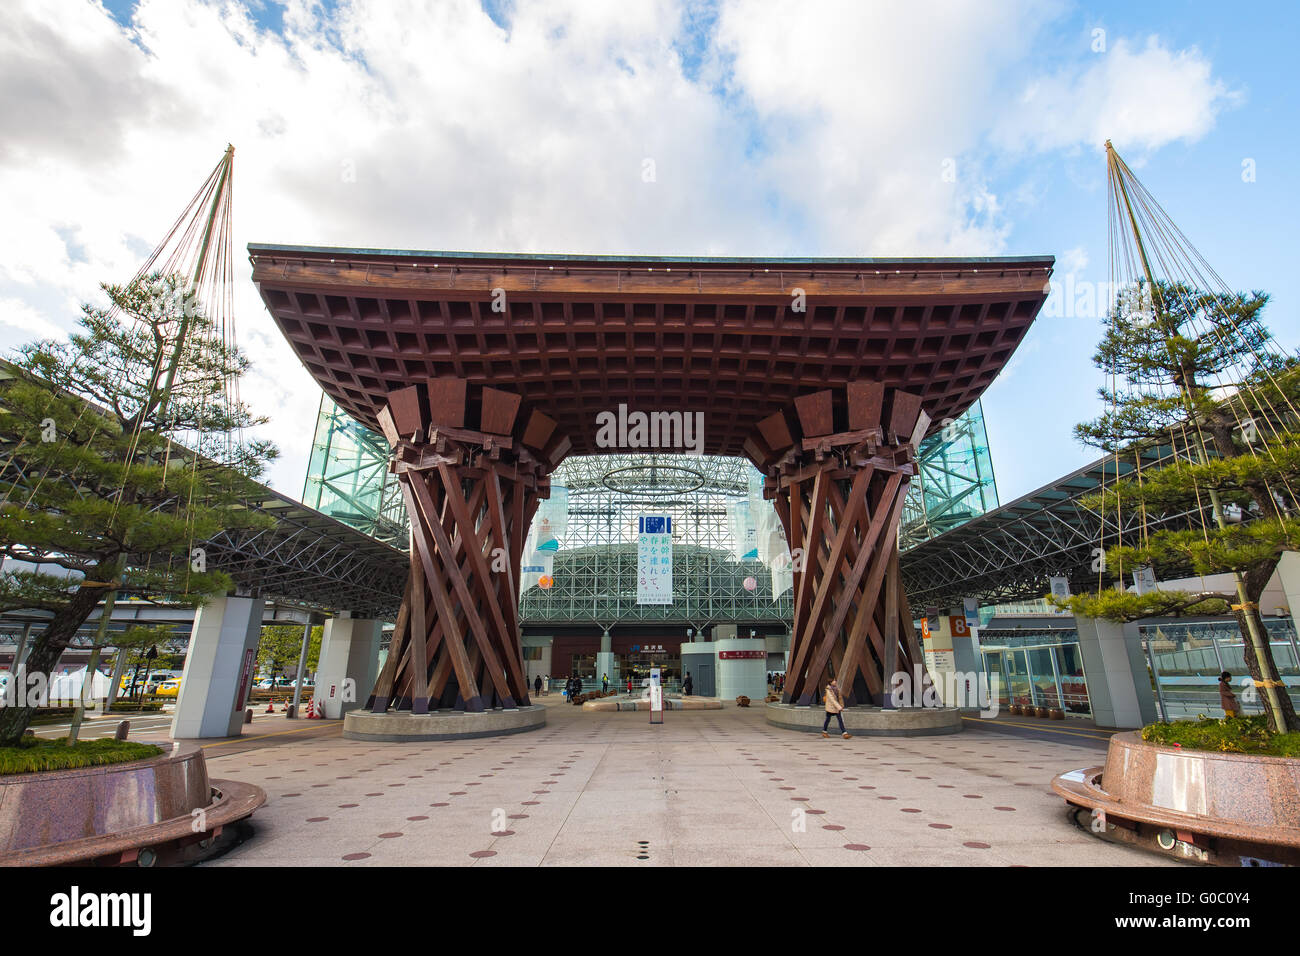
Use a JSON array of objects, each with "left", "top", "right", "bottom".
[
  {"left": 602, "top": 673, "right": 609, "bottom": 693},
  {"left": 1219, "top": 671, "right": 1240, "bottom": 717},
  {"left": 683, "top": 671, "right": 693, "bottom": 696},
  {"left": 534, "top": 674, "right": 542, "bottom": 697},
  {"left": 821, "top": 677, "right": 851, "bottom": 738}
]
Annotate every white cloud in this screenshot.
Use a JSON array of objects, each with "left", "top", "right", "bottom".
[
  {"left": 0, "top": 297, "right": 65, "bottom": 340},
  {"left": 0, "top": 0, "right": 1235, "bottom": 498},
  {"left": 995, "top": 35, "right": 1234, "bottom": 156}
]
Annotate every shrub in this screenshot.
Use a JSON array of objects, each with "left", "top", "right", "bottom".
[
  {"left": 0, "top": 737, "right": 165, "bottom": 775},
  {"left": 1140, "top": 714, "right": 1300, "bottom": 757}
]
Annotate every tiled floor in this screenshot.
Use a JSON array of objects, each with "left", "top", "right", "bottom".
[{"left": 197, "top": 699, "right": 1181, "bottom": 867}]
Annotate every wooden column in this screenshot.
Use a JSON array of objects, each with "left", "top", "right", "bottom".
[
  {"left": 367, "top": 379, "right": 568, "bottom": 714},
  {"left": 746, "top": 384, "right": 929, "bottom": 709}
]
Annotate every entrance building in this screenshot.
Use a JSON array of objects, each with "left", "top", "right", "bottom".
[{"left": 252, "top": 245, "right": 1052, "bottom": 715}]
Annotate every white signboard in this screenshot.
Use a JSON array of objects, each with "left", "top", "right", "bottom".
[
  {"left": 962, "top": 596, "right": 979, "bottom": 630},
  {"left": 649, "top": 667, "right": 663, "bottom": 724},
  {"left": 637, "top": 516, "right": 673, "bottom": 604},
  {"left": 1132, "top": 566, "right": 1157, "bottom": 595}
]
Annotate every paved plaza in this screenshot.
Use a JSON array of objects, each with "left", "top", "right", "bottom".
[{"left": 190, "top": 699, "right": 1179, "bottom": 867}]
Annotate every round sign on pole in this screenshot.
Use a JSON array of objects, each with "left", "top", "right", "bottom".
[
  {"left": 539, "top": 575, "right": 554, "bottom": 590},
  {"left": 743, "top": 576, "right": 757, "bottom": 592}
]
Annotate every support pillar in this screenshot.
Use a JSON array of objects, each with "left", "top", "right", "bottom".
[
  {"left": 1074, "top": 616, "right": 1157, "bottom": 729},
  {"left": 1275, "top": 551, "right": 1300, "bottom": 622},
  {"left": 367, "top": 378, "right": 568, "bottom": 715},
  {"left": 595, "top": 630, "right": 615, "bottom": 686},
  {"left": 171, "top": 595, "right": 262, "bottom": 739},
  {"left": 316, "top": 615, "right": 382, "bottom": 719},
  {"left": 745, "top": 383, "right": 929, "bottom": 710},
  {"left": 13, "top": 622, "right": 31, "bottom": 671}
]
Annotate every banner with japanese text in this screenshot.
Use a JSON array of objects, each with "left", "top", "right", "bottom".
[{"left": 637, "top": 515, "right": 673, "bottom": 604}]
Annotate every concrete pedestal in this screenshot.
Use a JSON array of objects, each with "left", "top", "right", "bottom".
[
  {"left": 1074, "top": 616, "right": 1157, "bottom": 729},
  {"left": 316, "top": 617, "right": 382, "bottom": 719},
  {"left": 171, "top": 596, "right": 263, "bottom": 739},
  {"left": 766, "top": 702, "right": 962, "bottom": 736},
  {"left": 343, "top": 706, "right": 545, "bottom": 741}
]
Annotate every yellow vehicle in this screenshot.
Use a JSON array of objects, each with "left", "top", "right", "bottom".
[{"left": 154, "top": 678, "right": 182, "bottom": 698}]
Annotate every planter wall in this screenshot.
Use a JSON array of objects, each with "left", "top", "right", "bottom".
[
  {"left": 1102, "top": 733, "right": 1300, "bottom": 830},
  {"left": 0, "top": 744, "right": 209, "bottom": 852},
  {"left": 1053, "top": 731, "right": 1300, "bottom": 865}
]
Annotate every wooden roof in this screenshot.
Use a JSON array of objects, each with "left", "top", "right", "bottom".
[{"left": 249, "top": 244, "right": 1053, "bottom": 458}]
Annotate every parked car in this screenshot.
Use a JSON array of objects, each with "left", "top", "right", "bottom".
[{"left": 154, "top": 678, "right": 182, "bottom": 698}]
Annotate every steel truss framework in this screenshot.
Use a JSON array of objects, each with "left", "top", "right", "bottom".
[
  {"left": 0, "top": 364, "right": 406, "bottom": 620},
  {"left": 303, "top": 393, "right": 408, "bottom": 547},
  {"left": 900, "top": 441, "right": 1208, "bottom": 611},
  {"left": 201, "top": 490, "right": 405, "bottom": 618},
  {"left": 518, "top": 453, "right": 792, "bottom": 628},
  {"left": 900, "top": 400, "right": 998, "bottom": 550}
]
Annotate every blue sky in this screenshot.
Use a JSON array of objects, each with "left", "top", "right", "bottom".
[{"left": 2, "top": 0, "right": 1297, "bottom": 502}]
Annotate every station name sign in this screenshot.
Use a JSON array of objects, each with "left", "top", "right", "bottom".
[{"left": 718, "top": 650, "right": 765, "bottom": 659}]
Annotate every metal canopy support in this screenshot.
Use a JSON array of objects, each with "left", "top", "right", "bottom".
[{"left": 900, "top": 442, "right": 1207, "bottom": 610}]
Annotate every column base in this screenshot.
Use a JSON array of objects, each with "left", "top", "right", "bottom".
[
  {"left": 343, "top": 705, "right": 546, "bottom": 741},
  {"left": 765, "top": 702, "right": 962, "bottom": 736}
]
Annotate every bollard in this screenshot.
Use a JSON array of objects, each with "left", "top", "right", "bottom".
[
  {"left": 114, "top": 720, "right": 130, "bottom": 741},
  {"left": 285, "top": 703, "right": 296, "bottom": 719},
  {"left": 244, "top": 708, "right": 253, "bottom": 724}
]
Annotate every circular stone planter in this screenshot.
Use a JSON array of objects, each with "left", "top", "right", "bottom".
[
  {"left": 0, "top": 742, "right": 264, "bottom": 867},
  {"left": 1052, "top": 731, "right": 1300, "bottom": 866},
  {"left": 343, "top": 705, "right": 545, "bottom": 741},
  {"left": 765, "top": 702, "right": 961, "bottom": 736}
]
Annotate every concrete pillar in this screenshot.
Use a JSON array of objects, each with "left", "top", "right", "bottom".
[
  {"left": 1074, "top": 616, "right": 1157, "bottom": 729},
  {"left": 595, "top": 630, "right": 615, "bottom": 687},
  {"left": 715, "top": 637, "right": 767, "bottom": 700},
  {"left": 171, "top": 595, "right": 263, "bottom": 739},
  {"left": 315, "top": 616, "right": 382, "bottom": 719},
  {"left": 1274, "top": 551, "right": 1300, "bottom": 618},
  {"left": 13, "top": 622, "right": 32, "bottom": 670}
]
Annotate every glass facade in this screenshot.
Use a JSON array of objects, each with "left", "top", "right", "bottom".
[
  {"left": 302, "top": 394, "right": 408, "bottom": 547},
  {"left": 900, "top": 400, "right": 998, "bottom": 549},
  {"left": 300, "top": 396, "right": 1002, "bottom": 627},
  {"left": 1138, "top": 619, "right": 1300, "bottom": 721},
  {"left": 517, "top": 454, "right": 793, "bottom": 625},
  {"left": 980, "top": 630, "right": 1092, "bottom": 716}
]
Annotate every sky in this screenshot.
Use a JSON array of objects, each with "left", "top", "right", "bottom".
[{"left": 1, "top": 0, "right": 1296, "bottom": 505}]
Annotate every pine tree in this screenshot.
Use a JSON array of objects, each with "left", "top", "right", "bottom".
[
  {"left": 0, "top": 273, "right": 277, "bottom": 745},
  {"left": 1056, "top": 279, "right": 1300, "bottom": 732},
  {"left": 256, "top": 624, "right": 321, "bottom": 682}
]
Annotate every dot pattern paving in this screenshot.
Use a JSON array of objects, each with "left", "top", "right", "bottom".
[{"left": 197, "top": 702, "right": 1183, "bottom": 867}]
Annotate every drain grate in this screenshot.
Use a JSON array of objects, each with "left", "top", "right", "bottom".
[{"left": 636, "top": 840, "right": 650, "bottom": 861}]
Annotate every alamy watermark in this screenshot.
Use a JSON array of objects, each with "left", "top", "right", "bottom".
[
  {"left": 594, "top": 404, "right": 704, "bottom": 455},
  {"left": 889, "top": 666, "right": 1000, "bottom": 718}
]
